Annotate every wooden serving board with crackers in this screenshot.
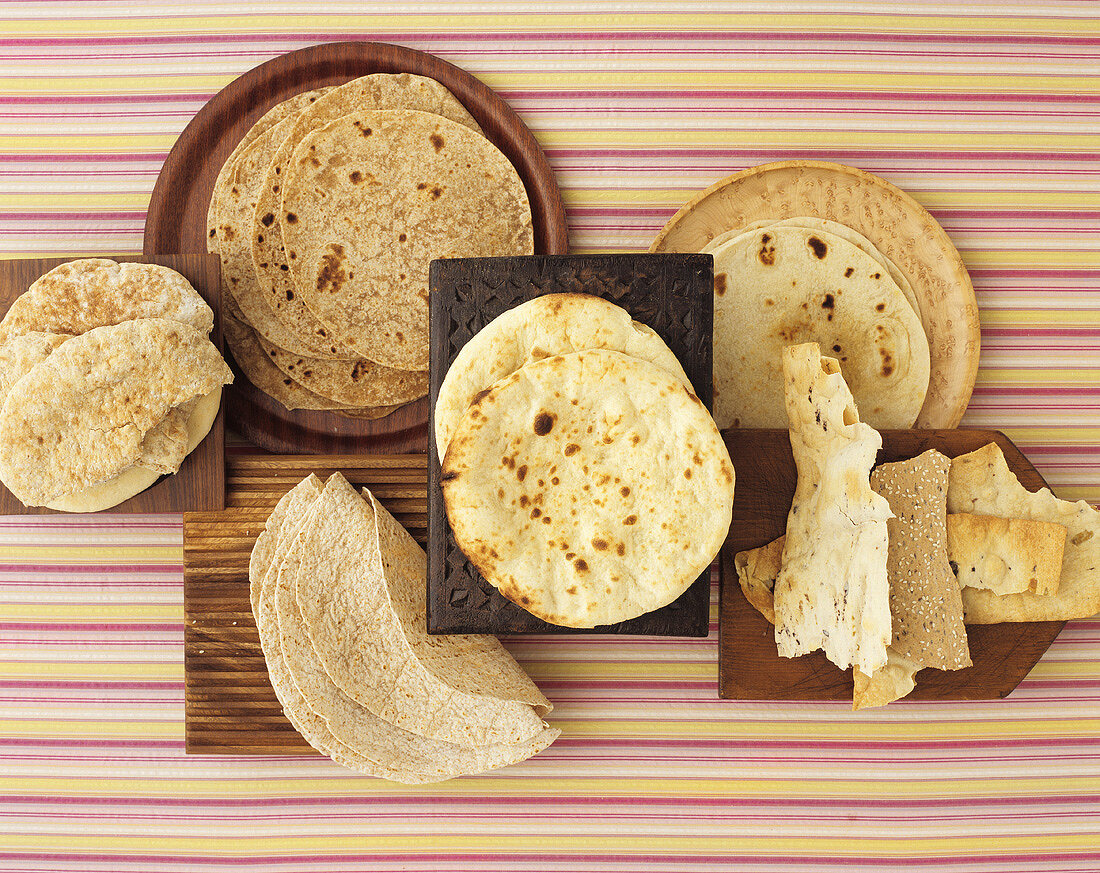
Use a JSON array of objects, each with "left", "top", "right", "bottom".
[{"left": 3, "top": 40, "right": 1096, "bottom": 780}]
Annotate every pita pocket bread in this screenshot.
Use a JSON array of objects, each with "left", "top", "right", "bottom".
[
  {"left": 293, "top": 474, "right": 552, "bottom": 747},
  {"left": 773, "top": 342, "right": 893, "bottom": 676},
  {"left": 443, "top": 349, "right": 734, "bottom": 628},
  {"left": 0, "top": 319, "right": 231, "bottom": 506},
  {"left": 947, "top": 443, "right": 1100, "bottom": 622},
  {"left": 709, "top": 225, "right": 929, "bottom": 429},
  {"left": 0, "top": 259, "right": 213, "bottom": 344},
  {"left": 434, "top": 293, "right": 692, "bottom": 461},
  {"left": 281, "top": 109, "right": 533, "bottom": 370}
]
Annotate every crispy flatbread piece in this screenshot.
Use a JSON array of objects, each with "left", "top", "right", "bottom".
[
  {"left": 948, "top": 443, "right": 1100, "bottom": 622},
  {"left": 870, "top": 451, "right": 970, "bottom": 671},
  {"left": 772, "top": 343, "right": 893, "bottom": 675},
  {"left": 947, "top": 512, "right": 1067, "bottom": 596}
]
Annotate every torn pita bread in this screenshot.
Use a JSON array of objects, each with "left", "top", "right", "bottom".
[{"left": 772, "top": 342, "right": 893, "bottom": 676}]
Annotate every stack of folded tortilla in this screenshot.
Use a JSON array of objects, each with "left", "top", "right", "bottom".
[
  {"left": 208, "top": 73, "right": 534, "bottom": 415},
  {"left": 0, "top": 259, "right": 231, "bottom": 511},
  {"left": 736, "top": 341, "right": 1100, "bottom": 708},
  {"left": 703, "top": 217, "right": 931, "bottom": 430},
  {"left": 437, "top": 293, "right": 735, "bottom": 627},
  {"left": 251, "top": 472, "right": 558, "bottom": 782}
]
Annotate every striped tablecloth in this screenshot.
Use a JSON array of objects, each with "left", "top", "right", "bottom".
[{"left": 2, "top": 4, "right": 1098, "bottom": 871}]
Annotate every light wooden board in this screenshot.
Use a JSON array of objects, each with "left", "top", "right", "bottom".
[
  {"left": 185, "top": 453, "right": 425, "bottom": 753},
  {"left": 649, "top": 160, "right": 980, "bottom": 429}
]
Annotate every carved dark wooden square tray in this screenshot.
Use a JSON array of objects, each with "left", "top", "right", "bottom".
[{"left": 427, "top": 253, "right": 714, "bottom": 635}]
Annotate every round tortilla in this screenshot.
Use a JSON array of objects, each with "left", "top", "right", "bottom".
[
  {"left": 221, "top": 311, "right": 398, "bottom": 417},
  {"left": 251, "top": 74, "right": 482, "bottom": 354},
  {"left": 211, "top": 118, "right": 358, "bottom": 357},
  {"left": 442, "top": 349, "right": 735, "bottom": 628},
  {"left": 0, "top": 259, "right": 213, "bottom": 345},
  {"left": 434, "top": 293, "right": 692, "bottom": 462},
  {"left": 254, "top": 331, "right": 427, "bottom": 408},
  {"left": 281, "top": 108, "right": 533, "bottom": 370},
  {"left": 710, "top": 225, "right": 930, "bottom": 429}
]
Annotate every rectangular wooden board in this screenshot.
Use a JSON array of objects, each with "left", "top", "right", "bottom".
[
  {"left": 0, "top": 254, "right": 225, "bottom": 514},
  {"left": 427, "top": 253, "right": 714, "bottom": 635},
  {"left": 184, "top": 454, "right": 426, "bottom": 754},
  {"left": 718, "top": 429, "right": 1066, "bottom": 701}
]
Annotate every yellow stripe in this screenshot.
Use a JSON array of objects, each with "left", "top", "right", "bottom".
[
  {"left": 0, "top": 12, "right": 1096, "bottom": 35},
  {"left": 0, "top": 546, "right": 179, "bottom": 562},
  {"left": 0, "top": 661, "right": 181, "bottom": 679}
]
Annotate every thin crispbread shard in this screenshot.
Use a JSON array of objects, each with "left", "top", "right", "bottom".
[
  {"left": 947, "top": 513, "right": 1067, "bottom": 597},
  {"left": 853, "top": 652, "right": 921, "bottom": 711},
  {"left": 947, "top": 443, "right": 1100, "bottom": 622},
  {"left": 0, "top": 260, "right": 213, "bottom": 344},
  {"left": 870, "top": 451, "right": 971, "bottom": 671},
  {"left": 0, "top": 318, "right": 232, "bottom": 506},
  {"left": 772, "top": 342, "right": 893, "bottom": 676},
  {"left": 254, "top": 331, "right": 427, "bottom": 407},
  {"left": 281, "top": 108, "right": 533, "bottom": 370},
  {"left": 252, "top": 73, "right": 482, "bottom": 355},
  {"left": 273, "top": 515, "right": 558, "bottom": 782},
  {"left": 734, "top": 535, "right": 784, "bottom": 625},
  {"left": 293, "top": 473, "right": 551, "bottom": 748}
]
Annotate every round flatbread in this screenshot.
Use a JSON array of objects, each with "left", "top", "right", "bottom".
[
  {"left": 254, "top": 332, "right": 427, "bottom": 408},
  {"left": 205, "top": 87, "right": 332, "bottom": 253},
  {"left": 0, "top": 318, "right": 232, "bottom": 506},
  {"left": 0, "top": 259, "right": 213, "bottom": 344},
  {"left": 442, "top": 349, "right": 734, "bottom": 628},
  {"left": 220, "top": 312, "right": 398, "bottom": 417},
  {"left": 281, "top": 108, "right": 534, "bottom": 371},
  {"left": 703, "top": 217, "right": 922, "bottom": 318},
  {"left": 210, "top": 118, "right": 358, "bottom": 357},
  {"left": 251, "top": 74, "right": 482, "bottom": 355},
  {"left": 434, "top": 293, "right": 692, "bottom": 461},
  {"left": 710, "top": 225, "right": 930, "bottom": 429}
]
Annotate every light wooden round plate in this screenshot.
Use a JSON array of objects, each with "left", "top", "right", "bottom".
[{"left": 650, "top": 160, "right": 980, "bottom": 428}]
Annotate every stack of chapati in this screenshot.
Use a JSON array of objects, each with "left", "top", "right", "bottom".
[
  {"left": 702, "top": 216, "right": 931, "bottom": 430},
  {"left": 250, "top": 472, "right": 557, "bottom": 782},
  {"left": 734, "top": 341, "right": 1100, "bottom": 708},
  {"left": 207, "top": 73, "right": 535, "bottom": 416},
  {"left": 437, "top": 293, "right": 735, "bottom": 628},
  {"left": 0, "top": 259, "right": 231, "bottom": 511}
]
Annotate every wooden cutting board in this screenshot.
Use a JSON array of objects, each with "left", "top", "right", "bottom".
[
  {"left": 184, "top": 454, "right": 425, "bottom": 753},
  {"left": 718, "top": 429, "right": 1067, "bottom": 701}
]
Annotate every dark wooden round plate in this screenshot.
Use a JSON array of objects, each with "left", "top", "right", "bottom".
[{"left": 144, "top": 41, "right": 569, "bottom": 454}]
